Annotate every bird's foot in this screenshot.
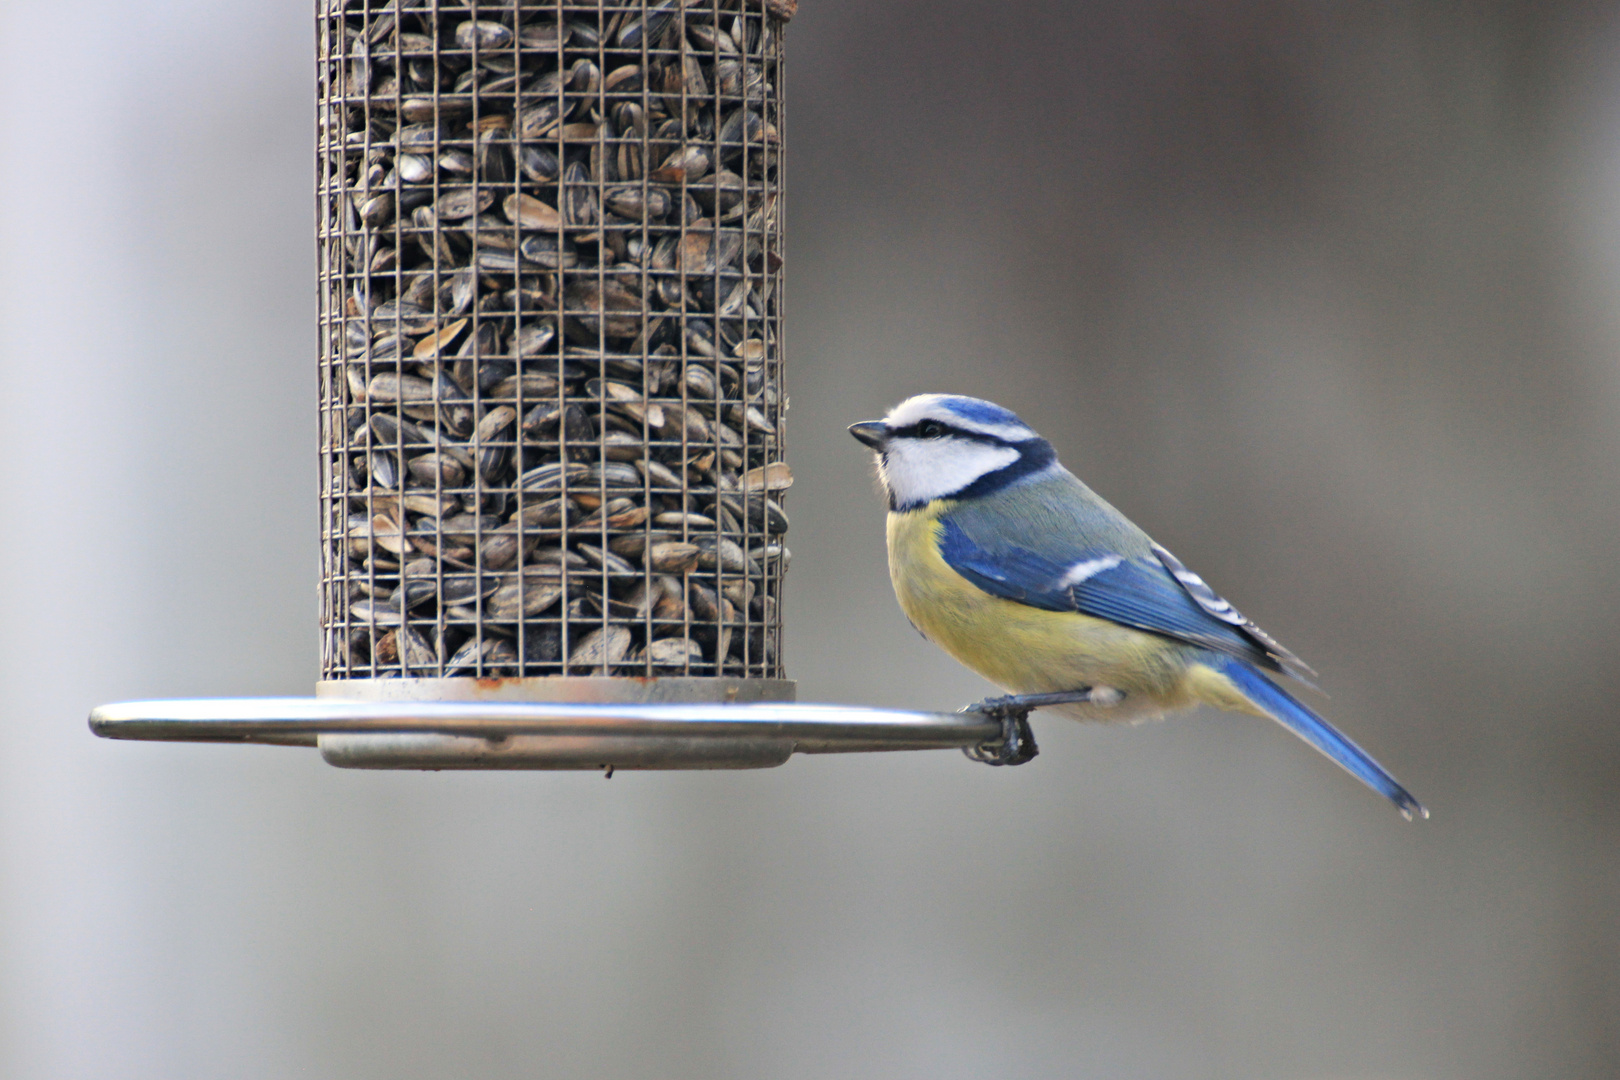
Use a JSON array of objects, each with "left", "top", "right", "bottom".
[
  {"left": 960, "top": 689, "right": 1111, "bottom": 767},
  {"left": 962, "top": 705, "right": 1037, "bottom": 765},
  {"left": 959, "top": 693, "right": 1114, "bottom": 767}
]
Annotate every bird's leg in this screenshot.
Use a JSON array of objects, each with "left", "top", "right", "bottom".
[
  {"left": 973, "top": 690, "right": 1108, "bottom": 712},
  {"left": 960, "top": 689, "right": 1107, "bottom": 767}
]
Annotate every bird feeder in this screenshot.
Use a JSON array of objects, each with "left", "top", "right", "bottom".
[
  {"left": 91, "top": 0, "right": 1007, "bottom": 769},
  {"left": 323, "top": 0, "right": 792, "bottom": 689}
]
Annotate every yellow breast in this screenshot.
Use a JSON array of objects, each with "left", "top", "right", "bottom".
[{"left": 885, "top": 505, "right": 1207, "bottom": 720}]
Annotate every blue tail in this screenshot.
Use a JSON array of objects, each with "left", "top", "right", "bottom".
[{"left": 1219, "top": 657, "right": 1427, "bottom": 821}]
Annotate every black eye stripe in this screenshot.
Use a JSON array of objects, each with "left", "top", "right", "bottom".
[{"left": 889, "top": 420, "right": 1000, "bottom": 443}]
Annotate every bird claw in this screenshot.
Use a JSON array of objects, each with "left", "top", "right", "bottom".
[
  {"left": 960, "top": 688, "right": 1107, "bottom": 767},
  {"left": 963, "top": 699, "right": 1039, "bottom": 766}
]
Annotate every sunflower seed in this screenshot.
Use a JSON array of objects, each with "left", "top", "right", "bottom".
[{"left": 567, "top": 625, "right": 632, "bottom": 672}]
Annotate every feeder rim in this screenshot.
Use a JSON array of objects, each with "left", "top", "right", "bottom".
[{"left": 88, "top": 697, "right": 1003, "bottom": 754}]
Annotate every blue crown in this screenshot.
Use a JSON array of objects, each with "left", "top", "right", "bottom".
[{"left": 938, "top": 396, "right": 1030, "bottom": 431}]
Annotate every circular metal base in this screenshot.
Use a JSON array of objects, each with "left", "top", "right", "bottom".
[
  {"left": 88, "top": 695, "right": 1002, "bottom": 771},
  {"left": 309, "top": 676, "right": 796, "bottom": 767}
]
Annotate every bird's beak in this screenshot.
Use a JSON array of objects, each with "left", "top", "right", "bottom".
[{"left": 848, "top": 421, "right": 887, "bottom": 450}]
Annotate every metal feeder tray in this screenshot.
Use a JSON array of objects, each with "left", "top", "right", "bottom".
[{"left": 89, "top": 690, "right": 1003, "bottom": 771}]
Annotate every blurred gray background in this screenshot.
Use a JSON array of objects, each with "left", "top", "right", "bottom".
[{"left": 2, "top": 2, "right": 1617, "bottom": 1077}]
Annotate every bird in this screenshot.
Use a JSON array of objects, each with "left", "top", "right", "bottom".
[{"left": 848, "top": 393, "right": 1426, "bottom": 820}]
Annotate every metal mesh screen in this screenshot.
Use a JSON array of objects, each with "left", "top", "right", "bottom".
[{"left": 317, "top": 0, "right": 788, "bottom": 683}]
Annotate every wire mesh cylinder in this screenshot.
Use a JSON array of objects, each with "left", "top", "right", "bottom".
[{"left": 317, "top": 1, "right": 789, "bottom": 688}]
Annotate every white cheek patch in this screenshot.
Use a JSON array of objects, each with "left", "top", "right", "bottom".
[{"left": 880, "top": 438, "right": 1019, "bottom": 506}]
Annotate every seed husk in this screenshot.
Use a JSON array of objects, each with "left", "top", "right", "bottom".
[
  {"left": 407, "top": 452, "right": 466, "bottom": 487},
  {"left": 485, "top": 571, "right": 565, "bottom": 619},
  {"left": 740, "top": 462, "right": 793, "bottom": 491},
  {"left": 455, "top": 20, "right": 514, "bottom": 49},
  {"left": 503, "top": 193, "right": 562, "bottom": 230},
  {"left": 646, "top": 541, "right": 702, "bottom": 574},
  {"left": 435, "top": 188, "right": 497, "bottom": 220},
  {"left": 568, "top": 625, "right": 632, "bottom": 672},
  {"left": 644, "top": 637, "right": 703, "bottom": 667}
]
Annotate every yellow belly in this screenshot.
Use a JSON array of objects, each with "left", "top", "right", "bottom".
[{"left": 886, "top": 507, "right": 1234, "bottom": 722}]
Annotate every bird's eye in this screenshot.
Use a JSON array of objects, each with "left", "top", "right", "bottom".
[{"left": 916, "top": 420, "right": 946, "bottom": 438}]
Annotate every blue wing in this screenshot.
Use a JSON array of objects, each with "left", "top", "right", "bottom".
[{"left": 938, "top": 517, "right": 1314, "bottom": 682}]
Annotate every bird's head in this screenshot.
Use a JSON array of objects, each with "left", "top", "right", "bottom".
[{"left": 849, "top": 394, "right": 1057, "bottom": 511}]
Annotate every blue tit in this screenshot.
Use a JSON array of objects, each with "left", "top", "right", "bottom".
[{"left": 849, "top": 394, "right": 1426, "bottom": 820}]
